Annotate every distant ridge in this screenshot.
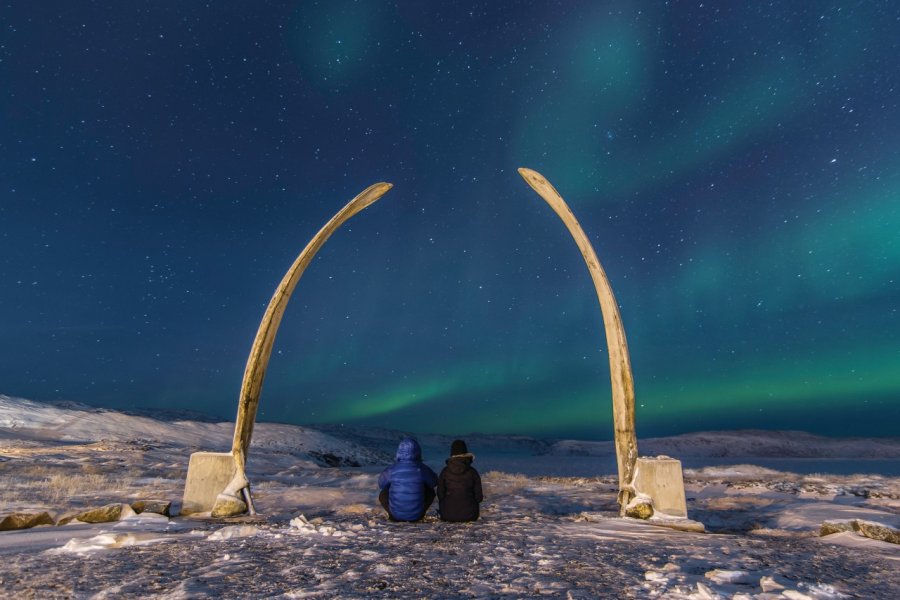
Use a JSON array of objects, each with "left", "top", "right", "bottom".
[
  {"left": 549, "top": 430, "right": 900, "bottom": 460},
  {"left": 3, "top": 394, "right": 899, "bottom": 460}
]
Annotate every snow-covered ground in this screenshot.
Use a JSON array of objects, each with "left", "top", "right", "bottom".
[{"left": 1, "top": 394, "right": 898, "bottom": 598}]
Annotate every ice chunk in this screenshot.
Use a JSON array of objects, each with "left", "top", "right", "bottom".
[{"left": 206, "top": 525, "right": 259, "bottom": 541}]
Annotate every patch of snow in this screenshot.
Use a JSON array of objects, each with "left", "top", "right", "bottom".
[
  {"left": 704, "top": 569, "right": 754, "bottom": 585},
  {"left": 50, "top": 531, "right": 169, "bottom": 554},
  {"left": 206, "top": 525, "right": 259, "bottom": 541}
]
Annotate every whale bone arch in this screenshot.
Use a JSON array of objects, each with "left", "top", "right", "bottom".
[{"left": 229, "top": 172, "right": 638, "bottom": 512}]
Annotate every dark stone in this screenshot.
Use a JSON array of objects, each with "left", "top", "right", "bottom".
[
  {"left": 855, "top": 520, "right": 900, "bottom": 545},
  {"left": 211, "top": 494, "right": 247, "bottom": 518},
  {"left": 820, "top": 519, "right": 899, "bottom": 544},
  {"left": 0, "top": 512, "right": 54, "bottom": 531},
  {"left": 131, "top": 500, "right": 171, "bottom": 517},
  {"left": 820, "top": 520, "right": 855, "bottom": 536},
  {"left": 308, "top": 451, "right": 361, "bottom": 468},
  {"left": 58, "top": 503, "right": 133, "bottom": 525},
  {"left": 624, "top": 498, "right": 654, "bottom": 520}
]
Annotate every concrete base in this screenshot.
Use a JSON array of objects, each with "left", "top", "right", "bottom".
[
  {"left": 182, "top": 452, "right": 237, "bottom": 515},
  {"left": 632, "top": 456, "right": 687, "bottom": 518}
]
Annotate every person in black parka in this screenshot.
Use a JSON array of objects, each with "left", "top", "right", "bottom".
[{"left": 437, "top": 439, "right": 483, "bottom": 522}]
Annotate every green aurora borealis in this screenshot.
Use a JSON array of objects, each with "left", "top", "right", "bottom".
[{"left": 1, "top": 1, "right": 898, "bottom": 438}]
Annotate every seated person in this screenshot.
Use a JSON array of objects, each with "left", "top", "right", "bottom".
[
  {"left": 437, "top": 439, "right": 483, "bottom": 522},
  {"left": 378, "top": 436, "right": 438, "bottom": 521}
]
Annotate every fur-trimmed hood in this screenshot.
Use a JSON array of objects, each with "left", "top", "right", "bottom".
[{"left": 445, "top": 453, "right": 474, "bottom": 475}]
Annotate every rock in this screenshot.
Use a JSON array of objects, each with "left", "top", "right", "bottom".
[
  {"left": 131, "top": 500, "right": 172, "bottom": 517},
  {"left": 854, "top": 520, "right": 900, "bottom": 545},
  {"left": 819, "top": 519, "right": 899, "bottom": 544},
  {"left": 57, "top": 503, "right": 135, "bottom": 525},
  {"left": 211, "top": 493, "right": 247, "bottom": 518},
  {"left": 308, "top": 451, "right": 362, "bottom": 468},
  {"left": 759, "top": 575, "right": 788, "bottom": 592},
  {"left": 290, "top": 514, "right": 311, "bottom": 529},
  {"left": 650, "top": 518, "right": 706, "bottom": 533},
  {"left": 207, "top": 525, "right": 259, "bottom": 541},
  {"left": 624, "top": 495, "right": 654, "bottom": 520},
  {"left": 0, "top": 512, "right": 54, "bottom": 531},
  {"left": 820, "top": 520, "right": 856, "bottom": 536},
  {"left": 694, "top": 581, "right": 723, "bottom": 600},
  {"left": 705, "top": 569, "right": 753, "bottom": 585},
  {"left": 207, "top": 471, "right": 250, "bottom": 518}
]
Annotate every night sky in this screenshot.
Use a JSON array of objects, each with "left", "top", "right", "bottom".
[{"left": 2, "top": 2, "right": 898, "bottom": 440}]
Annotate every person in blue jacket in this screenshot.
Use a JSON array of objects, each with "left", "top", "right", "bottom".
[{"left": 378, "top": 437, "right": 438, "bottom": 521}]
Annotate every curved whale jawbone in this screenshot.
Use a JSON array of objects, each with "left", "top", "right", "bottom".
[
  {"left": 231, "top": 182, "right": 393, "bottom": 474},
  {"left": 182, "top": 182, "right": 392, "bottom": 516},
  {"left": 517, "top": 167, "right": 639, "bottom": 513}
]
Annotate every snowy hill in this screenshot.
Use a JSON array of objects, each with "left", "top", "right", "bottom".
[
  {"left": 3, "top": 394, "right": 898, "bottom": 469},
  {"left": 0, "top": 395, "right": 389, "bottom": 467}
]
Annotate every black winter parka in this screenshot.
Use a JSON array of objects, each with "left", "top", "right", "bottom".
[{"left": 437, "top": 454, "right": 483, "bottom": 522}]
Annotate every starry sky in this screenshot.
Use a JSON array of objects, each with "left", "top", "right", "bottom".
[{"left": 2, "top": 1, "right": 898, "bottom": 440}]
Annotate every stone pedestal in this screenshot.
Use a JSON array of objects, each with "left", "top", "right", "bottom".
[
  {"left": 182, "top": 452, "right": 237, "bottom": 515},
  {"left": 632, "top": 456, "right": 687, "bottom": 518}
]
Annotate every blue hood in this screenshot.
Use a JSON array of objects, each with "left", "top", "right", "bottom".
[{"left": 395, "top": 437, "right": 422, "bottom": 462}]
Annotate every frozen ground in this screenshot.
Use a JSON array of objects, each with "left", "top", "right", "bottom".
[{"left": 1, "top": 395, "right": 898, "bottom": 599}]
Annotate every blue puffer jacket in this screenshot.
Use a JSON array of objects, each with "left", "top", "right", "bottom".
[{"left": 378, "top": 437, "right": 438, "bottom": 521}]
